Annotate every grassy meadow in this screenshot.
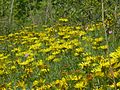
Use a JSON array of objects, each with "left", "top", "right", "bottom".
[{"left": 0, "top": 18, "right": 120, "bottom": 90}]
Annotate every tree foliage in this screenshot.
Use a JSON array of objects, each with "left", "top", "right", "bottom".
[{"left": 0, "top": 0, "right": 120, "bottom": 34}]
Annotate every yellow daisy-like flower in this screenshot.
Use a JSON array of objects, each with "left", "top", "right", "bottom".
[
  {"left": 18, "top": 58, "right": 34, "bottom": 66},
  {"left": 74, "top": 81, "right": 85, "bottom": 89},
  {"left": 33, "top": 80, "right": 39, "bottom": 87},
  {"left": 117, "top": 82, "right": 120, "bottom": 87},
  {"left": 99, "top": 45, "right": 108, "bottom": 50},
  {"left": 59, "top": 18, "right": 68, "bottom": 22},
  {"left": 75, "top": 26, "right": 81, "bottom": 30},
  {"left": 75, "top": 47, "right": 84, "bottom": 53},
  {"left": 47, "top": 55, "right": 56, "bottom": 61},
  {"left": 95, "top": 37, "right": 104, "bottom": 42},
  {"left": 0, "top": 70, "right": 4, "bottom": 75}
]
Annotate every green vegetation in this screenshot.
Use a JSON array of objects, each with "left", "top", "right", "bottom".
[{"left": 0, "top": 0, "right": 120, "bottom": 90}]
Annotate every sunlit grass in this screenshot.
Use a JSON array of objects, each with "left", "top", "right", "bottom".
[{"left": 0, "top": 19, "right": 120, "bottom": 90}]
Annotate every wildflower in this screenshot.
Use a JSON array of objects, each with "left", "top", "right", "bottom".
[
  {"left": 37, "top": 60, "right": 43, "bottom": 66},
  {"left": 47, "top": 55, "right": 56, "bottom": 61},
  {"left": 66, "top": 45, "right": 73, "bottom": 49},
  {"left": 52, "top": 50, "right": 60, "bottom": 55},
  {"left": 92, "top": 41, "right": 97, "bottom": 45},
  {"left": 78, "top": 31, "right": 86, "bottom": 36},
  {"left": 18, "top": 58, "right": 34, "bottom": 66},
  {"left": 89, "top": 27, "right": 94, "bottom": 31},
  {"left": 53, "top": 58, "right": 60, "bottom": 62},
  {"left": 109, "top": 84, "right": 115, "bottom": 88},
  {"left": 108, "top": 30, "right": 112, "bottom": 34},
  {"left": 99, "top": 45, "right": 108, "bottom": 50},
  {"left": 16, "top": 81, "right": 26, "bottom": 89},
  {"left": 41, "top": 69, "right": 49, "bottom": 72},
  {"left": 69, "top": 75, "right": 78, "bottom": 81},
  {"left": 75, "top": 26, "right": 81, "bottom": 30},
  {"left": 59, "top": 18, "right": 68, "bottom": 22},
  {"left": 11, "top": 48, "right": 21, "bottom": 52},
  {"left": 91, "top": 66, "right": 102, "bottom": 72},
  {"left": 58, "top": 32, "right": 65, "bottom": 36},
  {"left": 29, "top": 43, "right": 41, "bottom": 50},
  {"left": 117, "top": 82, "right": 120, "bottom": 87},
  {"left": 0, "top": 54, "right": 4, "bottom": 57},
  {"left": 18, "top": 60, "right": 30, "bottom": 66},
  {"left": 74, "top": 81, "right": 85, "bottom": 89},
  {"left": 24, "top": 53, "right": 29, "bottom": 57},
  {"left": 95, "top": 72, "right": 104, "bottom": 77},
  {"left": 11, "top": 66, "right": 16, "bottom": 70},
  {"left": 78, "top": 61, "right": 90, "bottom": 69},
  {"left": 8, "top": 33, "right": 14, "bottom": 37},
  {"left": 92, "top": 46, "right": 98, "bottom": 50},
  {"left": 113, "top": 71, "right": 119, "bottom": 78},
  {"left": 33, "top": 80, "right": 39, "bottom": 87},
  {"left": 74, "top": 52, "right": 79, "bottom": 56},
  {"left": 42, "top": 48, "right": 52, "bottom": 53},
  {"left": 63, "top": 35, "right": 70, "bottom": 39},
  {"left": 0, "top": 70, "right": 4, "bottom": 75},
  {"left": 75, "top": 47, "right": 84, "bottom": 53},
  {"left": 0, "top": 85, "right": 6, "bottom": 90},
  {"left": 95, "top": 37, "right": 104, "bottom": 42}
]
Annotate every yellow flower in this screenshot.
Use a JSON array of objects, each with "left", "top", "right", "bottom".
[
  {"left": 17, "top": 81, "right": 26, "bottom": 88},
  {"left": 33, "top": 80, "right": 39, "bottom": 86},
  {"left": 25, "top": 68, "right": 33, "bottom": 74},
  {"left": 11, "top": 66, "right": 16, "bottom": 70},
  {"left": 75, "top": 26, "right": 81, "bottom": 30},
  {"left": 8, "top": 33, "right": 14, "bottom": 37},
  {"left": 47, "top": 55, "right": 56, "bottom": 61},
  {"left": 11, "top": 48, "right": 21, "bottom": 52},
  {"left": 95, "top": 37, "right": 104, "bottom": 42},
  {"left": 0, "top": 86, "right": 6, "bottom": 90},
  {"left": 66, "top": 45, "right": 73, "bottom": 49},
  {"left": 91, "top": 66, "right": 102, "bottom": 72},
  {"left": 95, "top": 72, "right": 104, "bottom": 77},
  {"left": 59, "top": 18, "right": 68, "bottom": 22},
  {"left": 18, "top": 58, "right": 34, "bottom": 66},
  {"left": 74, "top": 52, "right": 79, "bottom": 56},
  {"left": 114, "top": 71, "right": 119, "bottom": 78},
  {"left": 117, "top": 82, "right": 120, "bottom": 87},
  {"left": 41, "top": 69, "right": 49, "bottom": 72},
  {"left": 42, "top": 48, "right": 52, "bottom": 53},
  {"left": 18, "top": 60, "right": 30, "bottom": 66},
  {"left": 78, "top": 31, "right": 86, "bottom": 36},
  {"left": 110, "top": 52, "right": 120, "bottom": 59},
  {"left": 78, "top": 61, "right": 90, "bottom": 69},
  {"left": 99, "top": 45, "right": 108, "bottom": 50},
  {"left": 0, "top": 54, "right": 4, "bottom": 57},
  {"left": 100, "top": 61, "right": 110, "bottom": 67},
  {"left": 29, "top": 43, "right": 41, "bottom": 50},
  {"left": 75, "top": 47, "right": 84, "bottom": 53},
  {"left": 74, "top": 81, "right": 85, "bottom": 89},
  {"left": 52, "top": 50, "right": 61, "bottom": 55},
  {"left": 92, "top": 41, "right": 97, "bottom": 45},
  {"left": 68, "top": 31, "right": 76, "bottom": 35},
  {"left": 63, "top": 35, "right": 70, "bottom": 39},
  {"left": 58, "top": 32, "right": 65, "bottom": 36},
  {"left": 37, "top": 60, "right": 43, "bottom": 66},
  {"left": 53, "top": 58, "right": 60, "bottom": 62},
  {"left": 0, "top": 70, "right": 4, "bottom": 75},
  {"left": 69, "top": 75, "right": 79, "bottom": 81},
  {"left": 92, "top": 46, "right": 98, "bottom": 50},
  {"left": 89, "top": 27, "right": 94, "bottom": 31},
  {"left": 109, "top": 84, "right": 115, "bottom": 88}
]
